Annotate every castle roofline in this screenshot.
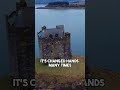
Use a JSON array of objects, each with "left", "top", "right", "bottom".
[{"left": 38, "top": 25, "right": 65, "bottom": 38}]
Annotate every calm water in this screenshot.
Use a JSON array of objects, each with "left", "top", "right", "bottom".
[{"left": 35, "top": 5, "right": 85, "bottom": 58}]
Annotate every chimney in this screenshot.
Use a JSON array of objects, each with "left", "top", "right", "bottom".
[{"left": 56, "top": 25, "right": 64, "bottom": 29}]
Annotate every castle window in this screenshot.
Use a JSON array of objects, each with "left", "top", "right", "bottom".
[
  {"left": 49, "top": 34, "right": 53, "bottom": 38},
  {"left": 55, "top": 33, "right": 58, "bottom": 37}
]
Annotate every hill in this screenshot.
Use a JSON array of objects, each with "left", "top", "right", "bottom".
[{"left": 35, "top": 0, "right": 85, "bottom": 4}]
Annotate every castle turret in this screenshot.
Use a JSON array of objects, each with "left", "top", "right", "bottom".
[{"left": 64, "top": 32, "right": 71, "bottom": 59}]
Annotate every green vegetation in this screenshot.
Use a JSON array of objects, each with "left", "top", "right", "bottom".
[{"left": 35, "top": 55, "right": 85, "bottom": 78}]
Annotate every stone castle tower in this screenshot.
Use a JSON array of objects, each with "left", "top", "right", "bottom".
[
  {"left": 6, "top": 0, "right": 34, "bottom": 89},
  {"left": 7, "top": 0, "right": 34, "bottom": 77},
  {"left": 38, "top": 25, "right": 72, "bottom": 59}
]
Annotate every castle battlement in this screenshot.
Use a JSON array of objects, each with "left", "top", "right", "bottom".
[{"left": 38, "top": 25, "right": 65, "bottom": 38}]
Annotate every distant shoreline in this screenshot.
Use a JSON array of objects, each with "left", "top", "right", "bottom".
[{"left": 36, "top": 7, "right": 85, "bottom": 9}]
